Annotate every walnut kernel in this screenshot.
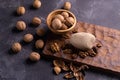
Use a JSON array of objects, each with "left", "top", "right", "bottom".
[{"left": 50, "top": 42, "right": 60, "bottom": 52}]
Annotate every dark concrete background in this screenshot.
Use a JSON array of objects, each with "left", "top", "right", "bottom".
[{"left": 0, "top": 0, "right": 120, "bottom": 80}]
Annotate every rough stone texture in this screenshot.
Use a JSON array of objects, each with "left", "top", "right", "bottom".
[{"left": 0, "top": 0, "right": 120, "bottom": 80}]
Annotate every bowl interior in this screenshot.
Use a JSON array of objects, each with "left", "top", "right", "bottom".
[{"left": 47, "top": 9, "right": 76, "bottom": 33}]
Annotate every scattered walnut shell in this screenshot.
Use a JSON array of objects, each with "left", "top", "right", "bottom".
[
  {"left": 62, "top": 64, "right": 70, "bottom": 71},
  {"left": 64, "top": 72, "right": 74, "bottom": 79},
  {"left": 33, "top": 0, "right": 41, "bottom": 9},
  {"left": 96, "top": 43, "right": 102, "bottom": 48},
  {"left": 74, "top": 72, "right": 84, "bottom": 80},
  {"left": 53, "top": 60, "right": 65, "bottom": 67},
  {"left": 63, "top": 49, "right": 72, "bottom": 54},
  {"left": 54, "top": 66, "right": 61, "bottom": 75},
  {"left": 87, "top": 49, "right": 97, "bottom": 57},
  {"left": 32, "top": 17, "right": 41, "bottom": 26}
]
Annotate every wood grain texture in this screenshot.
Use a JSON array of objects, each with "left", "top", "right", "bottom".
[{"left": 43, "top": 21, "right": 120, "bottom": 74}]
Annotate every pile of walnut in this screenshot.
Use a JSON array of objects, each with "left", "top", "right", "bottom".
[
  {"left": 51, "top": 12, "right": 75, "bottom": 30},
  {"left": 50, "top": 41, "right": 101, "bottom": 59},
  {"left": 53, "top": 60, "right": 88, "bottom": 80}
]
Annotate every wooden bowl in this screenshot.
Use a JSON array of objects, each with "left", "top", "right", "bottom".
[{"left": 46, "top": 9, "right": 77, "bottom": 34}]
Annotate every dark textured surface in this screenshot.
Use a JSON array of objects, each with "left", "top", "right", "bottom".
[{"left": 0, "top": 0, "right": 120, "bottom": 80}]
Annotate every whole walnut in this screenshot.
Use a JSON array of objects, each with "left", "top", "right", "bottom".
[
  {"left": 23, "top": 34, "right": 33, "bottom": 43},
  {"left": 36, "top": 28, "right": 45, "bottom": 36},
  {"left": 51, "top": 18, "right": 62, "bottom": 30},
  {"left": 65, "top": 17, "right": 75, "bottom": 27},
  {"left": 33, "top": 0, "right": 41, "bottom": 9},
  {"left": 35, "top": 39, "right": 44, "bottom": 49},
  {"left": 16, "top": 21, "right": 26, "bottom": 31},
  {"left": 11, "top": 42, "right": 21, "bottom": 53},
  {"left": 54, "top": 14, "right": 64, "bottom": 22},
  {"left": 32, "top": 17, "right": 41, "bottom": 26},
  {"left": 61, "top": 12, "right": 69, "bottom": 18},
  {"left": 63, "top": 2, "right": 71, "bottom": 10},
  {"left": 17, "top": 6, "right": 25, "bottom": 15},
  {"left": 29, "top": 52, "right": 40, "bottom": 61}
]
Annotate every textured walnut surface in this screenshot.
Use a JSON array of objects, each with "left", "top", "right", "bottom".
[{"left": 43, "top": 21, "right": 120, "bottom": 74}]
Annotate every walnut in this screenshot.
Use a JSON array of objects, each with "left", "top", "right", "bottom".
[
  {"left": 78, "top": 52, "right": 87, "bottom": 58},
  {"left": 50, "top": 42, "right": 60, "bottom": 52},
  {"left": 63, "top": 49, "right": 72, "bottom": 54},
  {"left": 64, "top": 72, "right": 74, "bottom": 79},
  {"left": 53, "top": 66, "right": 61, "bottom": 75},
  {"left": 87, "top": 49, "right": 97, "bottom": 57},
  {"left": 62, "top": 33, "right": 71, "bottom": 39},
  {"left": 96, "top": 43, "right": 102, "bottom": 48}
]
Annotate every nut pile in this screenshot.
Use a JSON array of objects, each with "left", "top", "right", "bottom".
[
  {"left": 50, "top": 41, "right": 101, "bottom": 59},
  {"left": 53, "top": 60, "right": 89, "bottom": 80},
  {"left": 51, "top": 11, "right": 75, "bottom": 30}
]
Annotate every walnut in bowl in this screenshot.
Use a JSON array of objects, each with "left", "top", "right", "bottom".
[{"left": 46, "top": 9, "right": 76, "bottom": 34}]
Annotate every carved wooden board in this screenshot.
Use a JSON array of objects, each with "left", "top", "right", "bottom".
[{"left": 43, "top": 21, "right": 120, "bottom": 74}]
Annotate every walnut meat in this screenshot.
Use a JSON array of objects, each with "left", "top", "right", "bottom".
[{"left": 50, "top": 42, "right": 60, "bottom": 52}]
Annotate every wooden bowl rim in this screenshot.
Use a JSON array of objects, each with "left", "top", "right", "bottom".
[{"left": 46, "top": 9, "right": 77, "bottom": 33}]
